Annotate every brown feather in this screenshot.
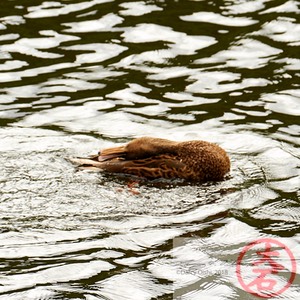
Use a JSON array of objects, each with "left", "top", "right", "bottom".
[{"left": 71, "top": 137, "right": 230, "bottom": 182}]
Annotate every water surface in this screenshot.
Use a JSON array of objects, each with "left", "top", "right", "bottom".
[{"left": 0, "top": 0, "right": 300, "bottom": 299}]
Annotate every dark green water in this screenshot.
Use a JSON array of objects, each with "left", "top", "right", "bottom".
[{"left": 0, "top": 0, "right": 299, "bottom": 299}]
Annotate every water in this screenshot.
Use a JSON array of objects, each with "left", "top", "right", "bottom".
[{"left": 0, "top": 0, "right": 300, "bottom": 299}]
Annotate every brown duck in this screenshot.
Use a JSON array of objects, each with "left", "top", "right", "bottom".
[{"left": 71, "top": 137, "right": 230, "bottom": 182}]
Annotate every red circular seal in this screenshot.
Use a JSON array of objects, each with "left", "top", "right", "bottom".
[{"left": 236, "top": 238, "right": 296, "bottom": 298}]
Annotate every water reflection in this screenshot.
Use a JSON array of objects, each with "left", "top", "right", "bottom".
[{"left": 0, "top": 0, "right": 300, "bottom": 299}]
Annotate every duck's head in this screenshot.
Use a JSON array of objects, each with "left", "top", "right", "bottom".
[{"left": 98, "top": 137, "right": 177, "bottom": 161}]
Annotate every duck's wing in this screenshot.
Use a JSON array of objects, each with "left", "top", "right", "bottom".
[
  {"left": 70, "top": 155, "right": 193, "bottom": 180},
  {"left": 121, "top": 156, "right": 190, "bottom": 179},
  {"left": 98, "top": 146, "right": 126, "bottom": 161}
]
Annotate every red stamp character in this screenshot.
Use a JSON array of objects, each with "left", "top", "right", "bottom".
[{"left": 236, "top": 238, "right": 296, "bottom": 298}]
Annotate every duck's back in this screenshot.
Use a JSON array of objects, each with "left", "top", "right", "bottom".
[{"left": 177, "top": 141, "right": 230, "bottom": 181}]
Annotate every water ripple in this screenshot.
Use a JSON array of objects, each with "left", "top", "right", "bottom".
[
  {"left": 180, "top": 11, "right": 258, "bottom": 26},
  {"left": 1, "top": 0, "right": 300, "bottom": 298}
]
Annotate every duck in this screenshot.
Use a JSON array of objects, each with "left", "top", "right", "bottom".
[{"left": 71, "top": 137, "right": 230, "bottom": 182}]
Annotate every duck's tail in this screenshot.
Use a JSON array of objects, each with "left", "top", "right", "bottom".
[{"left": 69, "top": 156, "right": 126, "bottom": 173}]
